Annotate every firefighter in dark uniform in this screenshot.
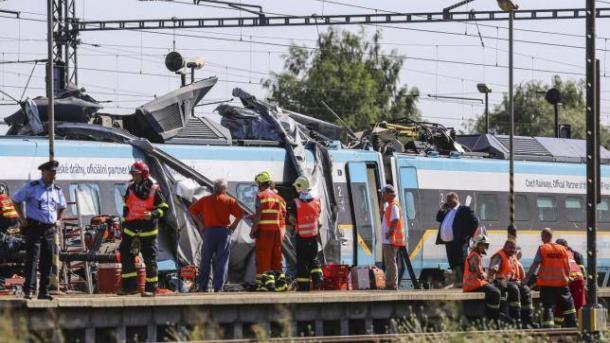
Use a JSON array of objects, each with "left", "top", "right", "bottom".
[
  {"left": 288, "top": 176, "right": 323, "bottom": 291},
  {"left": 526, "top": 228, "right": 576, "bottom": 328},
  {"left": 119, "top": 161, "right": 168, "bottom": 297},
  {"left": 12, "top": 160, "right": 67, "bottom": 300},
  {"left": 488, "top": 239, "right": 535, "bottom": 328},
  {"left": 0, "top": 183, "right": 24, "bottom": 259}
]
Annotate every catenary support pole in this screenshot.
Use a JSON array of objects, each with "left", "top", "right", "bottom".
[
  {"left": 508, "top": 10, "right": 515, "bottom": 237},
  {"left": 47, "top": 0, "right": 55, "bottom": 160},
  {"left": 582, "top": 0, "right": 607, "bottom": 340},
  {"left": 485, "top": 91, "right": 489, "bottom": 134}
]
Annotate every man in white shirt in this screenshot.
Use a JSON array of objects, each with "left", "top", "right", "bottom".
[{"left": 436, "top": 192, "right": 479, "bottom": 288}]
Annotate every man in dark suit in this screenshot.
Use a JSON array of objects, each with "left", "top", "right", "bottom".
[{"left": 436, "top": 192, "right": 479, "bottom": 287}]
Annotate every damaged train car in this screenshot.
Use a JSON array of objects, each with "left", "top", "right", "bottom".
[{"left": 0, "top": 77, "right": 388, "bottom": 290}]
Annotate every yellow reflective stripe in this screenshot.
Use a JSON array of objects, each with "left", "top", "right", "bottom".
[
  {"left": 122, "top": 272, "right": 137, "bottom": 279},
  {"left": 486, "top": 303, "right": 500, "bottom": 309},
  {"left": 563, "top": 308, "right": 576, "bottom": 315},
  {"left": 259, "top": 220, "right": 280, "bottom": 225},
  {"left": 296, "top": 278, "right": 310, "bottom": 282},
  {"left": 542, "top": 320, "right": 554, "bottom": 327},
  {"left": 261, "top": 198, "right": 281, "bottom": 204},
  {"left": 124, "top": 228, "right": 158, "bottom": 237},
  {"left": 146, "top": 276, "right": 158, "bottom": 282},
  {"left": 262, "top": 209, "right": 279, "bottom": 214},
  {"left": 139, "top": 229, "right": 158, "bottom": 237},
  {"left": 310, "top": 268, "right": 322, "bottom": 274},
  {"left": 509, "top": 302, "right": 521, "bottom": 307}
]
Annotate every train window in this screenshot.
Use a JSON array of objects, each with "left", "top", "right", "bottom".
[
  {"left": 403, "top": 191, "right": 416, "bottom": 220},
  {"left": 68, "top": 183, "right": 101, "bottom": 216},
  {"left": 598, "top": 198, "right": 610, "bottom": 223},
  {"left": 516, "top": 194, "right": 529, "bottom": 221},
  {"left": 536, "top": 196, "right": 557, "bottom": 222},
  {"left": 236, "top": 183, "right": 258, "bottom": 212},
  {"left": 565, "top": 196, "right": 585, "bottom": 222},
  {"left": 113, "top": 184, "right": 127, "bottom": 215},
  {"left": 477, "top": 194, "right": 498, "bottom": 221}
]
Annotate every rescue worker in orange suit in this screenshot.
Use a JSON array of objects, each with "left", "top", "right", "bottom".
[
  {"left": 380, "top": 184, "right": 405, "bottom": 290},
  {"left": 526, "top": 228, "right": 576, "bottom": 328},
  {"left": 488, "top": 239, "right": 535, "bottom": 327},
  {"left": 554, "top": 238, "right": 586, "bottom": 325},
  {"left": 0, "top": 183, "right": 24, "bottom": 259},
  {"left": 463, "top": 235, "right": 501, "bottom": 321},
  {"left": 250, "top": 171, "right": 287, "bottom": 292},
  {"left": 119, "top": 161, "right": 169, "bottom": 297},
  {"left": 288, "top": 176, "right": 322, "bottom": 291}
]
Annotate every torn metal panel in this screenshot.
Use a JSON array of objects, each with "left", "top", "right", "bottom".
[{"left": 124, "top": 77, "right": 217, "bottom": 143}]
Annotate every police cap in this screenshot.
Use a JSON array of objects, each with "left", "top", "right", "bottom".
[{"left": 38, "top": 160, "right": 59, "bottom": 171}]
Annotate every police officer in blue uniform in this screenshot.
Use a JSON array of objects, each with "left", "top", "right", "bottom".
[{"left": 12, "top": 160, "right": 67, "bottom": 300}]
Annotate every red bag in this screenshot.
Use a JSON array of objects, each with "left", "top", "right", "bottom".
[{"left": 369, "top": 266, "right": 386, "bottom": 290}]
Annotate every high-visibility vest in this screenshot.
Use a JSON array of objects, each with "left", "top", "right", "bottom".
[
  {"left": 125, "top": 184, "right": 158, "bottom": 221},
  {"left": 384, "top": 200, "right": 405, "bottom": 247},
  {"left": 490, "top": 249, "right": 514, "bottom": 280},
  {"left": 463, "top": 250, "right": 488, "bottom": 292},
  {"left": 294, "top": 198, "right": 321, "bottom": 238},
  {"left": 536, "top": 243, "right": 570, "bottom": 287},
  {"left": 513, "top": 259, "right": 526, "bottom": 282},
  {"left": 567, "top": 249, "right": 584, "bottom": 281},
  {"left": 257, "top": 189, "right": 286, "bottom": 231},
  {"left": 0, "top": 194, "right": 18, "bottom": 219}
]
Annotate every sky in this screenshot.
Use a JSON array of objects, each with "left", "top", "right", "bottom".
[{"left": 1, "top": 0, "right": 610, "bottom": 132}]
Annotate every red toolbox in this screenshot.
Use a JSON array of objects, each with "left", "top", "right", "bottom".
[{"left": 322, "top": 264, "right": 351, "bottom": 290}]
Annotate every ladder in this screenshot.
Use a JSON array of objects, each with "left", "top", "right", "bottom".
[{"left": 60, "top": 191, "right": 93, "bottom": 294}]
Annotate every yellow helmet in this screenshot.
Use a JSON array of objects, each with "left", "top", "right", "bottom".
[
  {"left": 255, "top": 171, "right": 272, "bottom": 184},
  {"left": 293, "top": 176, "right": 311, "bottom": 192}
]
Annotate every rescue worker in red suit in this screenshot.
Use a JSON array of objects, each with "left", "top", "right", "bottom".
[
  {"left": 488, "top": 239, "right": 535, "bottom": 327},
  {"left": 288, "top": 176, "right": 322, "bottom": 291},
  {"left": 526, "top": 228, "right": 576, "bottom": 328},
  {"left": 463, "top": 235, "right": 501, "bottom": 320},
  {"left": 554, "top": 238, "right": 586, "bottom": 325},
  {"left": 250, "top": 171, "right": 287, "bottom": 292},
  {"left": 119, "top": 161, "right": 169, "bottom": 297},
  {"left": 0, "top": 183, "right": 24, "bottom": 259}
]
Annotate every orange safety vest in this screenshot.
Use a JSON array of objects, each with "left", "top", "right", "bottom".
[
  {"left": 490, "top": 249, "right": 514, "bottom": 280},
  {"left": 536, "top": 243, "right": 570, "bottom": 287},
  {"left": 294, "top": 198, "right": 321, "bottom": 238},
  {"left": 0, "top": 194, "right": 18, "bottom": 219},
  {"left": 125, "top": 184, "right": 159, "bottom": 221},
  {"left": 463, "top": 250, "right": 488, "bottom": 292},
  {"left": 567, "top": 250, "right": 584, "bottom": 281},
  {"left": 257, "top": 189, "right": 286, "bottom": 231},
  {"left": 384, "top": 200, "right": 405, "bottom": 247},
  {"left": 512, "top": 258, "right": 525, "bottom": 282}
]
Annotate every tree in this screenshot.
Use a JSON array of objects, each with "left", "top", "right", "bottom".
[
  {"left": 470, "top": 75, "right": 610, "bottom": 146},
  {"left": 263, "top": 27, "right": 420, "bottom": 130}
]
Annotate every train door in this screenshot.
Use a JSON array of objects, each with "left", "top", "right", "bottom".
[
  {"left": 398, "top": 167, "right": 419, "bottom": 266},
  {"left": 346, "top": 162, "right": 380, "bottom": 266}
]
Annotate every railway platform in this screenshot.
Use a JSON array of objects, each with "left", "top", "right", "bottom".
[{"left": 1, "top": 288, "right": 609, "bottom": 342}]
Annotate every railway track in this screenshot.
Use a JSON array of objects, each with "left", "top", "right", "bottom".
[{"left": 200, "top": 328, "right": 584, "bottom": 343}]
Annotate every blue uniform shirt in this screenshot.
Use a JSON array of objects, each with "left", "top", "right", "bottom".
[{"left": 12, "top": 179, "right": 67, "bottom": 224}]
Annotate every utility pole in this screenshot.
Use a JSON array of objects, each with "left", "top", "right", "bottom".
[
  {"left": 582, "top": 0, "right": 607, "bottom": 340},
  {"left": 47, "top": 0, "right": 55, "bottom": 159},
  {"left": 52, "top": 0, "right": 78, "bottom": 88}
]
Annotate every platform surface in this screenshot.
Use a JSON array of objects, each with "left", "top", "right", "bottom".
[{"left": 0, "top": 288, "right": 607, "bottom": 309}]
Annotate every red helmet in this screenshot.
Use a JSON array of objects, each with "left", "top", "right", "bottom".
[{"left": 129, "top": 161, "right": 150, "bottom": 179}]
